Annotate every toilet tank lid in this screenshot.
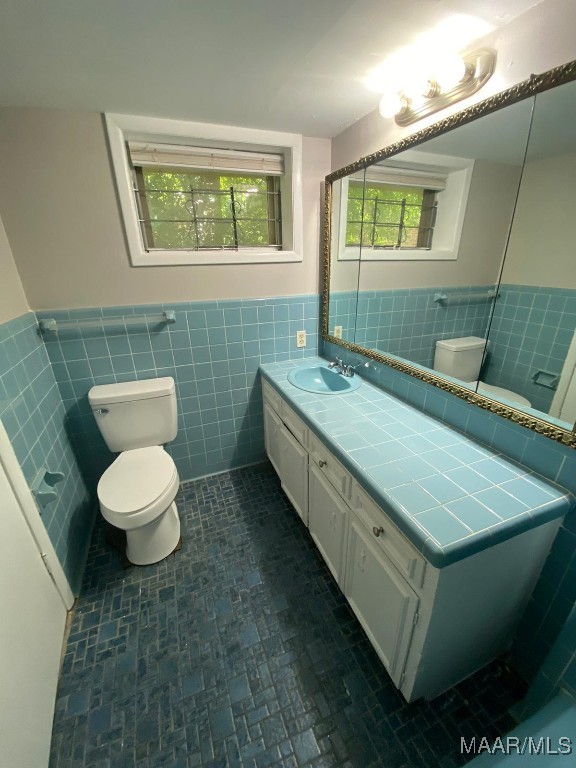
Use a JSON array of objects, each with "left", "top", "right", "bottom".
[
  {"left": 89, "top": 377, "right": 175, "bottom": 406},
  {"left": 436, "top": 336, "right": 487, "bottom": 352}
]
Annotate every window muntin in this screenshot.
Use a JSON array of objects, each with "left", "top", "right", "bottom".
[
  {"left": 133, "top": 167, "right": 282, "bottom": 251},
  {"left": 346, "top": 181, "right": 437, "bottom": 250}
]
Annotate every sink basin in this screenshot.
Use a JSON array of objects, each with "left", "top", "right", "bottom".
[{"left": 287, "top": 365, "right": 362, "bottom": 394}]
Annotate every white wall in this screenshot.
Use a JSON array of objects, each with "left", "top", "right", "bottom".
[
  {"left": 502, "top": 152, "right": 576, "bottom": 289},
  {"left": 0, "top": 108, "right": 330, "bottom": 310},
  {"left": 331, "top": 0, "right": 576, "bottom": 171},
  {"left": 0, "top": 212, "right": 28, "bottom": 323},
  {"left": 354, "top": 159, "right": 521, "bottom": 291}
]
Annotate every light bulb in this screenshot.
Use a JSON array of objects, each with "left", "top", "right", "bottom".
[
  {"left": 432, "top": 53, "right": 467, "bottom": 91},
  {"left": 379, "top": 91, "right": 405, "bottom": 119}
]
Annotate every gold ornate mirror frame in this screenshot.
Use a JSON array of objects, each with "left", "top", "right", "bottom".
[{"left": 322, "top": 59, "right": 576, "bottom": 448}]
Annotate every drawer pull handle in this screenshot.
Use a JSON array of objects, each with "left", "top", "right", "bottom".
[
  {"left": 319, "top": 459, "right": 327, "bottom": 467},
  {"left": 372, "top": 526, "right": 384, "bottom": 538}
]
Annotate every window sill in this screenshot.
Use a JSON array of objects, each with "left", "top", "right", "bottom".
[
  {"left": 338, "top": 248, "right": 457, "bottom": 262},
  {"left": 131, "top": 249, "right": 303, "bottom": 267}
]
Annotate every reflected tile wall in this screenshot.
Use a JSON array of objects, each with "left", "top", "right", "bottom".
[
  {"left": 0, "top": 312, "right": 91, "bottom": 592},
  {"left": 332, "top": 286, "right": 495, "bottom": 364},
  {"left": 37, "top": 296, "right": 319, "bottom": 490},
  {"left": 485, "top": 284, "right": 576, "bottom": 413}
]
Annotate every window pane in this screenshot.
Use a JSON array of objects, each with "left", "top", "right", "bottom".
[
  {"left": 345, "top": 181, "right": 434, "bottom": 249},
  {"left": 137, "top": 168, "right": 281, "bottom": 250}
]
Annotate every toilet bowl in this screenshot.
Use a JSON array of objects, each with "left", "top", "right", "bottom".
[
  {"left": 468, "top": 380, "right": 532, "bottom": 409},
  {"left": 88, "top": 377, "right": 181, "bottom": 565},
  {"left": 97, "top": 446, "right": 180, "bottom": 565}
]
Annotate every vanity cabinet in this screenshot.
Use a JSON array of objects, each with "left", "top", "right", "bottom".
[
  {"left": 346, "top": 511, "right": 419, "bottom": 687},
  {"left": 308, "top": 463, "right": 349, "bottom": 588},
  {"left": 263, "top": 396, "right": 308, "bottom": 523},
  {"left": 261, "top": 378, "right": 562, "bottom": 702}
]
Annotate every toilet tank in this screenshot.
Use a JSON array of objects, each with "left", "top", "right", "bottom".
[
  {"left": 88, "top": 377, "right": 177, "bottom": 452},
  {"left": 433, "top": 337, "right": 487, "bottom": 382}
]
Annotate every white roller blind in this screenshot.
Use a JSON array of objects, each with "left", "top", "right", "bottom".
[
  {"left": 128, "top": 141, "right": 284, "bottom": 175},
  {"left": 363, "top": 167, "right": 447, "bottom": 191}
]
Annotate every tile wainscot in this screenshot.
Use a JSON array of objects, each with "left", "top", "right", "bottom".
[{"left": 259, "top": 357, "right": 574, "bottom": 702}]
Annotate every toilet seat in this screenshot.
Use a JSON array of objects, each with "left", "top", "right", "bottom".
[{"left": 98, "top": 446, "right": 179, "bottom": 529}]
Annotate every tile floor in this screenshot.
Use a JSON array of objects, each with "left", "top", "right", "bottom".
[{"left": 50, "top": 463, "right": 526, "bottom": 768}]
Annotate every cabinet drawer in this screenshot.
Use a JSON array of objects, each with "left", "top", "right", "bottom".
[
  {"left": 352, "top": 483, "right": 426, "bottom": 589},
  {"left": 262, "top": 379, "right": 281, "bottom": 414},
  {"left": 280, "top": 400, "right": 308, "bottom": 447},
  {"left": 309, "top": 432, "right": 351, "bottom": 501}
]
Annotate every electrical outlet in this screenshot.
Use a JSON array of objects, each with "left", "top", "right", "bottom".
[
  {"left": 296, "top": 330, "right": 306, "bottom": 348},
  {"left": 334, "top": 325, "right": 343, "bottom": 339}
]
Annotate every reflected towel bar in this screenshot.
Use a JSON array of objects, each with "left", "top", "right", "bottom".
[
  {"left": 38, "top": 311, "right": 176, "bottom": 333},
  {"left": 434, "top": 290, "right": 498, "bottom": 306}
]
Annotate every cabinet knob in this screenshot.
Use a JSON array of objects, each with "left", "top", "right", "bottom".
[
  {"left": 372, "top": 526, "right": 384, "bottom": 538},
  {"left": 319, "top": 459, "right": 327, "bottom": 467}
]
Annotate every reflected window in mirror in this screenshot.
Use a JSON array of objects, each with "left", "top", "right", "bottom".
[{"left": 346, "top": 178, "right": 438, "bottom": 251}]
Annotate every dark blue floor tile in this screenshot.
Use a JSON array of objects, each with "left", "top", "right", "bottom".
[{"left": 50, "top": 463, "right": 527, "bottom": 768}]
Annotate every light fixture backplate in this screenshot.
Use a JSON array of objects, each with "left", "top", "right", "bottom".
[{"left": 395, "top": 48, "right": 496, "bottom": 126}]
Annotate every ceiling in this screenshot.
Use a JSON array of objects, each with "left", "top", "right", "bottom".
[{"left": 0, "top": 0, "right": 540, "bottom": 138}]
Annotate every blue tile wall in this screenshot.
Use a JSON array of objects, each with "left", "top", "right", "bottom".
[
  {"left": 331, "top": 285, "right": 495, "bottom": 366},
  {"left": 323, "top": 337, "right": 576, "bottom": 682},
  {"left": 519, "top": 602, "right": 576, "bottom": 717},
  {"left": 0, "top": 312, "right": 92, "bottom": 592},
  {"left": 37, "top": 295, "right": 320, "bottom": 491},
  {"left": 328, "top": 290, "right": 357, "bottom": 340},
  {"left": 485, "top": 284, "right": 576, "bottom": 413}
]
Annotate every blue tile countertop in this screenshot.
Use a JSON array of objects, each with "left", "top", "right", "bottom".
[{"left": 259, "top": 357, "right": 574, "bottom": 569}]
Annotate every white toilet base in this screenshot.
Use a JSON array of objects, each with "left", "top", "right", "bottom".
[{"left": 125, "top": 501, "right": 181, "bottom": 565}]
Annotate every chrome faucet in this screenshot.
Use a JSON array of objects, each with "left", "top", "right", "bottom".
[{"left": 328, "top": 358, "right": 356, "bottom": 377}]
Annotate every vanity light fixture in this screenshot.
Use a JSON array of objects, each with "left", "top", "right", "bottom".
[{"left": 377, "top": 48, "right": 496, "bottom": 126}]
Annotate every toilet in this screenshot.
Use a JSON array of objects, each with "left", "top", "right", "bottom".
[
  {"left": 433, "top": 336, "right": 532, "bottom": 408},
  {"left": 88, "top": 377, "right": 181, "bottom": 565}
]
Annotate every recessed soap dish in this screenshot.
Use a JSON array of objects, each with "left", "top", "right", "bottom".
[{"left": 31, "top": 469, "right": 65, "bottom": 511}]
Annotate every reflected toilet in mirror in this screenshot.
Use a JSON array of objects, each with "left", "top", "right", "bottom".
[{"left": 432, "top": 336, "right": 531, "bottom": 408}]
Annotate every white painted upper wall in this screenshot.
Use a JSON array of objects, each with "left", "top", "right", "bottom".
[
  {"left": 1, "top": 0, "right": 575, "bottom": 312},
  {"left": 331, "top": 0, "right": 576, "bottom": 171},
  {"left": 0, "top": 108, "right": 330, "bottom": 309},
  {"left": 0, "top": 213, "right": 28, "bottom": 323},
  {"left": 502, "top": 152, "right": 576, "bottom": 289},
  {"left": 356, "top": 160, "right": 521, "bottom": 291}
]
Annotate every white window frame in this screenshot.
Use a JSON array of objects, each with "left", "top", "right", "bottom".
[
  {"left": 105, "top": 113, "right": 303, "bottom": 266},
  {"left": 334, "top": 150, "right": 474, "bottom": 262}
]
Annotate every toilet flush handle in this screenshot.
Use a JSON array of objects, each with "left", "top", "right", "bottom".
[{"left": 94, "top": 408, "right": 109, "bottom": 415}]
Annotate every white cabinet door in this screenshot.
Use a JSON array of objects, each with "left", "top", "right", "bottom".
[
  {"left": 279, "top": 425, "right": 309, "bottom": 525},
  {"left": 263, "top": 400, "right": 283, "bottom": 476},
  {"left": 309, "top": 463, "right": 349, "bottom": 587},
  {"left": 345, "top": 513, "right": 419, "bottom": 686}
]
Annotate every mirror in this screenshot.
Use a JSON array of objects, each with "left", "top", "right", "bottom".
[
  {"left": 484, "top": 79, "right": 576, "bottom": 427},
  {"left": 324, "top": 61, "right": 576, "bottom": 446}
]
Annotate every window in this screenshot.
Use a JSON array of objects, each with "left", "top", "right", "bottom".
[
  {"left": 333, "top": 153, "right": 473, "bottom": 262},
  {"left": 345, "top": 180, "right": 437, "bottom": 249},
  {"left": 106, "top": 114, "right": 302, "bottom": 266}
]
